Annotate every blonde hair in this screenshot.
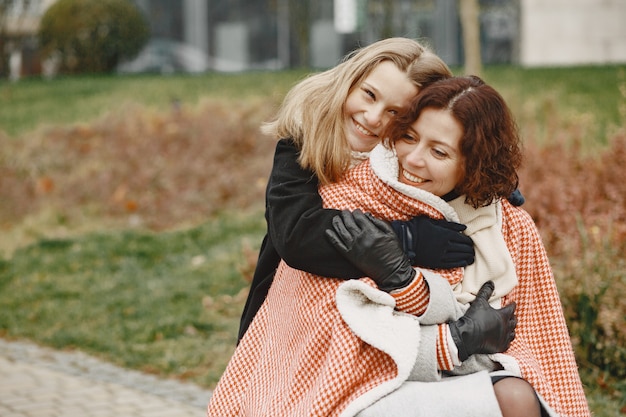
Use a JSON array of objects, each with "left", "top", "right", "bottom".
[{"left": 262, "top": 37, "right": 452, "bottom": 184}]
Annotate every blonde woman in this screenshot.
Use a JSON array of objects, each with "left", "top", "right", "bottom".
[{"left": 239, "top": 37, "right": 479, "bottom": 341}]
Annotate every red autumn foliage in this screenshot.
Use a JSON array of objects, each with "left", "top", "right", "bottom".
[
  {"left": 521, "top": 133, "right": 626, "bottom": 259},
  {"left": 0, "top": 100, "right": 276, "bottom": 231},
  {"left": 3, "top": 101, "right": 624, "bottom": 259}
]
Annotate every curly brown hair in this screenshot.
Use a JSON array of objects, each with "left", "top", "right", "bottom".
[{"left": 383, "top": 75, "right": 523, "bottom": 208}]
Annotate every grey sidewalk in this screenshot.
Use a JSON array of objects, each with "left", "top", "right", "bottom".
[{"left": 0, "top": 338, "right": 213, "bottom": 417}]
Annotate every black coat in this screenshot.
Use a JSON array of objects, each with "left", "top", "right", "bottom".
[{"left": 237, "top": 138, "right": 364, "bottom": 341}]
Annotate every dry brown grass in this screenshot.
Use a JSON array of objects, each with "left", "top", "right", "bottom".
[
  {"left": 4, "top": 98, "right": 625, "bottom": 258},
  {"left": 0, "top": 98, "right": 276, "bottom": 253}
]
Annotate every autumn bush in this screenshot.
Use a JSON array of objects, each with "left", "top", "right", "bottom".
[
  {"left": 520, "top": 132, "right": 626, "bottom": 381},
  {"left": 0, "top": 98, "right": 275, "bottom": 235}
]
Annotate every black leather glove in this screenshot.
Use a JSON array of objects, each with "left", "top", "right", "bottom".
[
  {"left": 391, "top": 216, "right": 475, "bottom": 269},
  {"left": 448, "top": 281, "right": 517, "bottom": 361},
  {"left": 325, "top": 209, "right": 416, "bottom": 292}
]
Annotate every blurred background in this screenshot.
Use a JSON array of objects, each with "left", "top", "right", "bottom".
[{"left": 2, "top": 0, "right": 625, "bottom": 79}]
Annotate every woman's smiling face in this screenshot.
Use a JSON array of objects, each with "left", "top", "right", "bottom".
[
  {"left": 343, "top": 60, "right": 419, "bottom": 153},
  {"left": 395, "top": 107, "right": 465, "bottom": 197}
]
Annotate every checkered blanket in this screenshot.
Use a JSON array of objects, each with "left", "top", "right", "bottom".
[{"left": 207, "top": 146, "right": 590, "bottom": 417}]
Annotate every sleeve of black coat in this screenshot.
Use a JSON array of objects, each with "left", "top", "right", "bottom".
[{"left": 266, "top": 138, "right": 364, "bottom": 279}]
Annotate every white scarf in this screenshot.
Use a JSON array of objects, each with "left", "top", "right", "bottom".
[{"left": 368, "top": 144, "right": 518, "bottom": 306}]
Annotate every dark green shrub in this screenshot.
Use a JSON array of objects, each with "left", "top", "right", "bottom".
[{"left": 38, "top": 0, "right": 150, "bottom": 74}]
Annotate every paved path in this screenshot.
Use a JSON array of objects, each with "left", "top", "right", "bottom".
[{"left": 0, "top": 338, "right": 212, "bottom": 417}]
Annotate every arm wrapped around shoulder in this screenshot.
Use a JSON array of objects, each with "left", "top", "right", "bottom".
[
  {"left": 325, "top": 209, "right": 416, "bottom": 292},
  {"left": 391, "top": 216, "right": 475, "bottom": 269}
]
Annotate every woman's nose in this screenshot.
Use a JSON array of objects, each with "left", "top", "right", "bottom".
[
  {"left": 364, "top": 108, "right": 383, "bottom": 127},
  {"left": 406, "top": 146, "right": 426, "bottom": 166}
]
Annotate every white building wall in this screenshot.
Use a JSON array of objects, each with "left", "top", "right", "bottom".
[
  {"left": 183, "top": 0, "right": 208, "bottom": 54},
  {"left": 311, "top": 20, "right": 341, "bottom": 69},
  {"left": 520, "top": 0, "right": 626, "bottom": 66},
  {"left": 214, "top": 22, "right": 249, "bottom": 72}
]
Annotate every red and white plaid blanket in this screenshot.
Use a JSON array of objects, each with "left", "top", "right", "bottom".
[{"left": 207, "top": 152, "right": 589, "bottom": 417}]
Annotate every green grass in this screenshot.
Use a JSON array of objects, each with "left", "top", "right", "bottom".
[
  {"left": 1, "top": 209, "right": 624, "bottom": 414},
  {"left": 0, "top": 70, "right": 309, "bottom": 137},
  {"left": 481, "top": 65, "right": 626, "bottom": 146},
  {"left": 2, "top": 65, "right": 625, "bottom": 139},
  {"left": 0, "top": 208, "right": 266, "bottom": 387}
]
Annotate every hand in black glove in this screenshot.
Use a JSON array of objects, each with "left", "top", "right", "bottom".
[
  {"left": 391, "top": 216, "right": 475, "bottom": 269},
  {"left": 448, "top": 281, "right": 517, "bottom": 361},
  {"left": 325, "top": 209, "right": 416, "bottom": 292}
]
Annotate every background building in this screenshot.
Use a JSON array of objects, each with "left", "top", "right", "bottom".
[
  {"left": 3, "top": 0, "right": 626, "bottom": 78},
  {"left": 519, "top": 0, "right": 626, "bottom": 66}
]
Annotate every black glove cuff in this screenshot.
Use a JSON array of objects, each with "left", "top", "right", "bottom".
[
  {"left": 390, "top": 221, "right": 417, "bottom": 265},
  {"left": 379, "top": 267, "right": 417, "bottom": 293},
  {"left": 448, "top": 321, "right": 469, "bottom": 362}
]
